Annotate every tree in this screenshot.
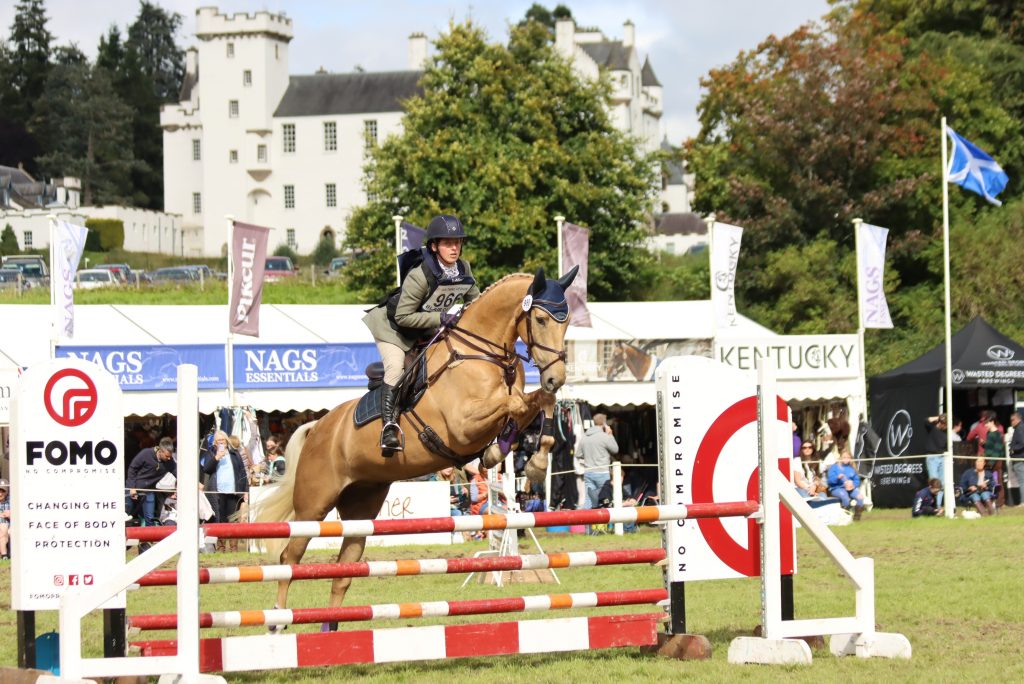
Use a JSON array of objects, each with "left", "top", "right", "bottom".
[
  {"left": 310, "top": 235, "right": 339, "bottom": 267},
  {"left": 0, "top": 0, "right": 52, "bottom": 128},
  {"left": 126, "top": 1, "right": 184, "bottom": 102},
  {"left": 688, "top": 11, "right": 1022, "bottom": 342},
  {"left": 343, "top": 21, "right": 657, "bottom": 300},
  {"left": 31, "top": 57, "right": 136, "bottom": 205},
  {"left": 519, "top": 4, "right": 574, "bottom": 33},
  {"left": 0, "top": 224, "right": 19, "bottom": 255}
]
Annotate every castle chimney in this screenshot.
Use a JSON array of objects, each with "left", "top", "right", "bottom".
[
  {"left": 408, "top": 32, "right": 428, "bottom": 70},
  {"left": 623, "top": 20, "right": 635, "bottom": 48}
]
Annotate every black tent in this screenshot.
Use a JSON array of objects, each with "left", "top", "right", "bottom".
[{"left": 867, "top": 317, "right": 1024, "bottom": 506}]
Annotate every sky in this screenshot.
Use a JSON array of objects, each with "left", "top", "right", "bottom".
[{"left": 0, "top": 0, "right": 832, "bottom": 143}]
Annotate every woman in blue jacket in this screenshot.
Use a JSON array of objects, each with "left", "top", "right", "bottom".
[{"left": 200, "top": 430, "right": 250, "bottom": 551}]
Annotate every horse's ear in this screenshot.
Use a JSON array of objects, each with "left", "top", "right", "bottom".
[
  {"left": 557, "top": 264, "right": 579, "bottom": 290},
  {"left": 531, "top": 268, "right": 546, "bottom": 296}
]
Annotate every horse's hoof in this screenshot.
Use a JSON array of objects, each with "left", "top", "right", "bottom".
[
  {"left": 524, "top": 461, "right": 546, "bottom": 484},
  {"left": 268, "top": 624, "right": 288, "bottom": 635}
]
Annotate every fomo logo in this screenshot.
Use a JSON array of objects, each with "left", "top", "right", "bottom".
[
  {"left": 43, "top": 368, "right": 98, "bottom": 427},
  {"left": 886, "top": 410, "right": 913, "bottom": 456},
  {"left": 987, "top": 345, "right": 1015, "bottom": 361}
]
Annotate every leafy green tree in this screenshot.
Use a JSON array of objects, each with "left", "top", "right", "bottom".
[
  {"left": 31, "top": 57, "right": 136, "bottom": 205},
  {"left": 310, "top": 235, "right": 339, "bottom": 267},
  {"left": 688, "top": 10, "right": 1022, "bottom": 348},
  {"left": 519, "top": 4, "right": 573, "bottom": 33},
  {"left": 273, "top": 244, "right": 299, "bottom": 263},
  {"left": 344, "top": 21, "right": 657, "bottom": 300},
  {"left": 0, "top": 224, "right": 19, "bottom": 255}
]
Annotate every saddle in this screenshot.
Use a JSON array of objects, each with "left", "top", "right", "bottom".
[{"left": 353, "top": 351, "right": 430, "bottom": 427}]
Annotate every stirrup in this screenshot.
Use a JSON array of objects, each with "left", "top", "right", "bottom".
[{"left": 380, "top": 422, "right": 405, "bottom": 453}]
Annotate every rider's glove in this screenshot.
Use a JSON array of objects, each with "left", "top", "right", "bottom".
[{"left": 440, "top": 304, "right": 463, "bottom": 327}]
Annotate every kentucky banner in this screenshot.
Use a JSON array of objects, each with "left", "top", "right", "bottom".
[
  {"left": 561, "top": 222, "right": 592, "bottom": 327},
  {"left": 51, "top": 219, "right": 89, "bottom": 339},
  {"left": 710, "top": 222, "right": 743, "bottom": 328},
  {"left": 856, "top": 222, "right": 893, "bottom": 329},
  {"left": 229, "top": 221, "right": 271, "bottom": 336}
]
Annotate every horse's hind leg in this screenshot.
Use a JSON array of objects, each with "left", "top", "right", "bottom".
[
  {"left": 273, "top": 535, "right": 314, "bottom": 621},
  {"left": 322, "top": 483, "right": 391, "bottom": 631}
]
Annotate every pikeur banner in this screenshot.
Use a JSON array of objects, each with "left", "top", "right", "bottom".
[
  {"left": 710, "top": 222, "right": 743, "bottom": 328},
  {"left": 52, "top": 219, "right": 88, "bottom": 339},
  {"left": 857, "top": 222, "right": 893, "bottom": 329},
  {"left": 229, "top": 222, "right": 270, "bottom": 336},
  {"left": 561, "top": 221, "right": 592, "bottom": 327}
]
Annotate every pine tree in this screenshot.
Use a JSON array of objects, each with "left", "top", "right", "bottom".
[
  {"left": 0, "top": 224, "right": 20, "bottom": 256},
  {"left": 2, "top": 0, "right": 52, "bottom": 127}
]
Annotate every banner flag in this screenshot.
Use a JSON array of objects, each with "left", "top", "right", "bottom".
[
  {"left": 401, "top": 222, "right": 425, "bottom": 252},
  {"left": 857, "top": 222, "right": 893, "bottom": 329},
  {"left": 229, "top": 221, "right": 271, "bottom": 336},
  {"left": 710, "top": 222, "right": 743, "bottom": 328},
  {"left": 561, "top": 221, "right": 592, "bottom": 327},
  {"left": 52, "top": 219, "right": 88, "bottom": 339},
  {"left": 946, "top": 127, "right": 1009, "bottom": 206}
]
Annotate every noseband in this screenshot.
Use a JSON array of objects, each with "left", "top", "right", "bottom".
[{"left": 514, "top": 302, "right": 568, "bottom": 374}]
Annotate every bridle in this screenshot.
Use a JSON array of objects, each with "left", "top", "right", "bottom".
[{"left": 426, "top": 302, "right": 567, "bottom": 390}]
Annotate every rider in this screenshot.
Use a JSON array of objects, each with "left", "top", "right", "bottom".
[{"left": 363, "top": 214, "right": 481, "bottom": 453}]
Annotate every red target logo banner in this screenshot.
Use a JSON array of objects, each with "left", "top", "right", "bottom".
[
  {"left": 692, "top": 395, "right": 794, "bottom": 576},
  {"left": 43, "top": 368, "right": 98, "bottom": 427}
]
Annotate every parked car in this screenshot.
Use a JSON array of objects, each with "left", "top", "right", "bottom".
[
  {"left": 184, "top": 264, "right": 215, "bottom": 281},
  {"left": 0, "top": 268, "right": 26, "bottom": 293},
  {"left": 324, "top": 256, "right": 348, "bottom": 277},
  {"left": 73, "top": 269, "right": 120, "bottom": 290},
  {"left": 1, "top": 260, "right": 48, "bottom": 288},
  {"left": 95, "top": 263, "right": 135, "bottom": 283},
  {"left": 151, "top": 267, "right": 200, "bottom": 283},
  {"left": 264, "top": 256, "right": 296, "bottom": 282},
  {"left": 1, "top": 255, "right": 48, "bottom": 277}
]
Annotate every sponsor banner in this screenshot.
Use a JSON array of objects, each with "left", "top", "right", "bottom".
[
  {"left": 953, "top": 343, "right": 1024, "bottom": 386},
  {"left": 51, "top": 219, "right": 89, "bottom": 339},
  {"left": 10, "top": 358, "right": 126, "bottom": 610},
  {"left": 658, "top": 355, "right": 794, "bottom": 582},
  {"left": 56, "top": 345, "right": 226, "bottom": 391},
  {"left": 561, "top": 222, "right": 592, "bottom": 327},
  {"left": 229, "top": 221, "right": 271, "bottom": 336},
  {"left": 714, "top": 335, "right": 861, "bottom": 380},
  {"left": 710, "top": 222, "right": 743, "bottom": 328},
  {"left": 856, "top": 222, "right": 893, "bottom": 329}
]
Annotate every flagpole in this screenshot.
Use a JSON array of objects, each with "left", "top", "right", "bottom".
[
  {"left": 852, "top": 217, "right": 868, "bottom": 457},
  {"left": 555, "top": 215, "right": 565, "bottom": 277},
  {"left": 393, "top": 214, "right": 404, "bottom": 286},
  {"left": 226, "top": 215, "right": 236, "bottom": 407},
  {"left": 706, "top": 212, "right": 717, "bottom": 350},
  {"left": 48, "top": 214, "right": 57, "bottom": 360},
  {"left": 940, "top": 117, "right": 955, "bottom": 519}
]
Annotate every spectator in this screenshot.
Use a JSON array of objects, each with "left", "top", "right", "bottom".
[
  {"left": 200, "top": 430, "right": 249, "bottom": 552},
  {"left": 0, "top": 479, "right": 11, "bottom": 560},
  {"left": 923, "top": 415, "right": 949, "bottom": 509},
  {"left": 912, "top": 478, "right": 944, "bottom": 517},
  {"left": 577, "top": 414, "right": 619, "bottom": 511},
  {"left": 126, "top": 438, "right": 177, "bottom": 551},
  {"left": 959, "top": 456, "right": 996, "bottom": 516},
  {"left": 966, "top": 409, "right": 1002, "bottom": 456},
  {"left": 827, "top": 449, "right": 865, "bottom": 520},
  {"left": 1009, "top": 411, "right": 1024, "bottom": 506},
  {"left": 266, "top": 436, "right": 287, "bottom": 482},
  {"left": 433, "top": 466, "right": 469, "bottom": 516},
  {"left": 792, "top": 421, "right": 802, "bottom": 459},
  {"left": 984, "top": 417, "right": 1005, "bottom": 461},
  {"left": 793, "top": 444, "right": 819, "bottom": 498}
]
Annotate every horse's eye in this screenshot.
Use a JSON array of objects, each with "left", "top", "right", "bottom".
[{"left": 536, "top": 317, "right": 547, "bottom": 327}]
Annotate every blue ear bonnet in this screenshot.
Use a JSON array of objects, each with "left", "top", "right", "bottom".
[{"left": 532, "top": 280, "right": 570, "bottom": 322}]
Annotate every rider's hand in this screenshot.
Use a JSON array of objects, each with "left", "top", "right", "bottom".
[{"left": 440, "top": 304, "right": 463, "bottom": 327}]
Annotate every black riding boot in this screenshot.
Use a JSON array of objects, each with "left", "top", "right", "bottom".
[{"left": 380, "top": 383, "right": 404, "bottom": 453}]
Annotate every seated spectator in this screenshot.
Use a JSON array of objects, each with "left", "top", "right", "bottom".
[
  {"left": 0, "top": 479, "right": 11, "bottom": 560},
  {"left": 827, "top": 449, "right": 865, "bottom": 520},
  {"left": 959, "top": 456, "right": 996, "bottom": 516},
  {"left": 469, "top": 465, "right": 505, "bottom": 515},
  {"left": 912, "top": 478, "right": 944, "bottom": 517},
  {"left": 794, "top": 443, "right": 822, "bottom": 499}
]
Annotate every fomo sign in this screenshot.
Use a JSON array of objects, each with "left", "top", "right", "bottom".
[
  {"left": 10, "top": 358, "right": 125, "bottom": 610},
  {"left": 657, "top": 356, "right": 794, "bottom": 582}
]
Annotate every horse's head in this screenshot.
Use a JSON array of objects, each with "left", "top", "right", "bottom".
[{"left": 517, "top": 266, "right": 578, "bottom": 392}]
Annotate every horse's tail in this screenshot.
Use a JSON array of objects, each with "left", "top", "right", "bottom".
[{"left": 253, "top": 420, "right": 316, "bottom": 558}]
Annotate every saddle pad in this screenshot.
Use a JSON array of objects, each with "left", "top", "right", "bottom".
[{"left": 353, "top": 355, "right": 431, "bottom": 428}]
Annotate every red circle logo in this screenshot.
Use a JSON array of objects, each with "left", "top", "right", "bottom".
[
  {"left": 44, "top": 368, "right": 98, "bottom": 427},
  {"left": 692, "top": 395, "right": 794, "bottom": 577}
]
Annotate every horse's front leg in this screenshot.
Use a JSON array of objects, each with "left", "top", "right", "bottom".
[{"left": 515, "top": 388, "right": 557, "bottom": 484}]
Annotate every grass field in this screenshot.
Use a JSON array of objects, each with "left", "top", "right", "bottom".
[{"left": 2, "top": 507, "right": 1022, "bottom": 683}]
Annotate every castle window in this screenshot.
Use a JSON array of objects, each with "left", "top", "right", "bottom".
[
  {"left": 363, "top": 119, "right": 378, "bottom": 149},
  {"left": 283, "top": 123, "right": 296, "bottom": 153},
  {"left": 324, "top": 121, "right": 337, "bottom": 152},
  {"left": 287, "top": 228, "right": 296, "bottom": 248},
  {"left": 257, "top": 144, "right": 268, "bottom": 163},
  {"left": 284, "top": 184, "right": 295, "bottom": 209},
  {"left": 192, "top": 192, "right": 202, "bottom": 215},
  {"left": 229, "top": 149, "right": 238, "bottom": 163},
  {"left": 227, "top": 42, "right": 235, "bottom": 58},
  {"left": 229, "top": 100, "right": 239, "bottom": 118},
  {"left": 325, "top": 183, "right": 337, "bottom": 208},
  {"left": 243, "top": 69, "right": 252, "bottom": 86},
  {"left": 192, "top": 139, "right": 201, "bottom": 161}
]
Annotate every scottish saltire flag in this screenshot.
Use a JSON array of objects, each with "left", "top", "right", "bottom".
[{"left": 946, "top": 127, "right": 1009, "bottom": 206}]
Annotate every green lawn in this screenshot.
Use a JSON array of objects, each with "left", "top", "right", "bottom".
[{"left": 2, "top": 507, "right": 1022, "bottom": 682}]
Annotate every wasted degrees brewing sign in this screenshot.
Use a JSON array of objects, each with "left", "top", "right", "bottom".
[{"left": 10, "top": 357, "right": 126, "bottom": 610}]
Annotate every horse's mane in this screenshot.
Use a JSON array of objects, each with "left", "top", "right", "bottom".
[{"left": 465, "top": 272, "right": 533, "bottom": 309}]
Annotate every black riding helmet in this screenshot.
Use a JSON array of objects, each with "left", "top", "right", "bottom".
[{"left": 425, "top": 214, "right": 467, "bottom": 244}]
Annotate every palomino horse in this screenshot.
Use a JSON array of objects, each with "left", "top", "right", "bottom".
[
  {"left": 255, "top": 267, "right": 577, "bottom": 621},
  {"left": 606, "top": 341, "right": 657, "bottom": 381}
]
